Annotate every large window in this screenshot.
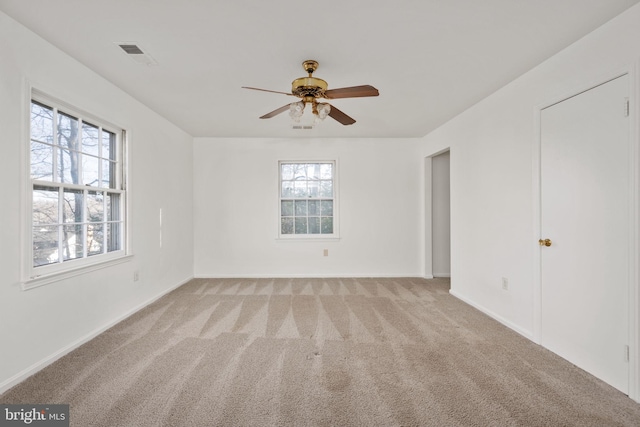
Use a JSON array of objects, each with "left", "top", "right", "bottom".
[
  {"left": 279, "top": 161, "right": 336, "bottom": 237},
  {"left": 29, "top": 95, "right": 126, "bottom": 279}
]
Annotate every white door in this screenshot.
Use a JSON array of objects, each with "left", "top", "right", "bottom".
[{"left": 540, "top": 74, "right": 629, "bottom": 393}]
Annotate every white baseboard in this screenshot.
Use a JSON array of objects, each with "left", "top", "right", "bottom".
[
  {"left": 0, "top": 276, "right": 193, "bottom": 395},
  {"left": 193, "top": 273, "right": 423, "bottom": 279},
  {"left": 449, "top": 289, "right": 534, "bottom": 341},
  {"left": 433, "top": 273, "right": 451, "bottom": 278}
]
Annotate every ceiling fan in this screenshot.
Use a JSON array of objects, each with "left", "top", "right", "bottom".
[{"left": 242, "top": 60, "right": 379, "bottom": 126}]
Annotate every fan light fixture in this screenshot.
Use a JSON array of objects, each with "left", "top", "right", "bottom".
[
  {"left": 289, "top": 100, "right": 331, "bottom": 125},
  {"left": 242, "top": 60, "right": 379, "bottom": 126}
]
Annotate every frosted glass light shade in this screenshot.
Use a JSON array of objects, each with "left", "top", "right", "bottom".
[{"left": 289, "top": 101, "right": 305, "bottom": 122}]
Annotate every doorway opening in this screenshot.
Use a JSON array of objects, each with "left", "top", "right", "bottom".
[{"left": 425, "top": 150, "right": 450, "bottom": 279}]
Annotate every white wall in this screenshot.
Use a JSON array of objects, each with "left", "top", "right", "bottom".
[
  {"left": 418, "top": 2, "right": 640, "bottom": 361},
  {"left": 0, "top": 11, "right": 194, "bottom": 392},
  {"left": 432, "top": 151, "right": 451, "bottom": 277},
  {"left": 193, "top": 138, "right": 422, "bottom": 277}
]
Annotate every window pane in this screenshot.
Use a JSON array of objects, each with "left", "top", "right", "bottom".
[
  {"left": 63, "top": 189, "right": 83, "bottom": 223},
  {"left": 81, "top": 122, "right": 100, "bottom": 156},
  {"left": 31, "top": 102, "right": 54, "bottom": 144},
  {"left": 58, "top": 112, "right": 80, "bottom": 184},
  {"left": 308, "top": 181, "right": 320, "bottom": 198},
  {"left": 294, "top": 200, "right": 307, "bottom": 216},
  {"left": 31, "top": 142, "right": 54, "bottom": 181},
  {"left": 308, "top": 200, "right": 319, "bottom": 216},
  {"left": 307, "top": 163, "right": 321, "bottom": 179},
  {"left": 102, "top": 130, "right": 116, "bottom": 161},
  {"left": 281, "top": 217, "right": 294, "bottom": 234},
  {"left": 107, "top": 222, "right": 121, "bottom": 252},
  {"left": 58, "top": 148, "right": 79, "bottom": 184},
  {"left": 281, "top": 164, "right": 294, "bottom": 180},
  {"left": 87, "top": 191, "right": 103, "bottom": 222},
  {"left": 33, "top": 186, "right": 58, "bottom": 224},
  {"left": 281, "top": 200, "right": 294, "bottom": 216},
  {"left": 320, "top": 163, "right": 332, "bottom": 179},
  {"left": 309, "top": 217, "right": 320, "bottom": 234},
  {"left": 294, "top": 181, "right": 307, "bottom": 198},
  {"left": 33, "top": 225, "right": 59, "bottom": 266},
  {"left": 281, "top": 181, "right": 294, "bottom": 198},
  {"left": 62, "top": 224, "right": 83, "bottom": 260},
  {"left": 293, "top": 164, "right": 307, "bottom": 179},
  {"left": 321, "top": 217, "right": 333, "bottom": 234},
  {"left": 87, "top": 223, "right": 104, "bottom": 256},
  {"left": 106, "top": 193, "right": 120, "bottom": 221},
  {"left": 294, "top": 217, "right": 307, "bottom": 234},
  {"left": 57, "top": 112, "right": 79, "bottom": 150},
  {"left": 83, "top": 155, "right": 99, "bottom": 186},
  {"left": 102, "top": 160, "right": 116, "bottom": 189},
  {"left": 320, "top": 200, "right": 333, "bottom": 216},
  {"left": 320, "top": 180, "right": 333, "bottom": 197}
]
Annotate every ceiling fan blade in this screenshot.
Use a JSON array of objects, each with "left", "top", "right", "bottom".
[
  {"left": 242, "top": 86, "right": 294, "bottom": 96},
  {"left": 327, "top": 104, "right": 356, "bottom": 125},
  {"left": 324, "top": 85, "right": 379, "bottom": 99},
  {"left": 260, "top": 104, "right": 291, "bottom": 119}
]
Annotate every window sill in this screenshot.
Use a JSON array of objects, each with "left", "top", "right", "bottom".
[
  {"left": 22, "top": 254, "right": 133, "bottom": 291},
  {"left": 276, "top": 235, "right": 341, "bottom": 241}
]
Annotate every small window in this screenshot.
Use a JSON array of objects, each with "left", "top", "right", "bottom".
[
  {"left": 279, "top": 161, "right": 337, "bottom": 237},
  {"left": 29, "top": 95, "right": 126, "bottom": 280}
]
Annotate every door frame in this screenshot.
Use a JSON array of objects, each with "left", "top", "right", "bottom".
[{"left": 532, "top": 65, "right": 639, "bottom": 401}]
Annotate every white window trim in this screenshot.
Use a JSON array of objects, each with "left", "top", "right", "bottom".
[
  {"left": 277, "top": 159, "right": 340, "bottom": 240},
  {"left": 22, "top": 254, "right": 133, "bottom": 290},
  {"left": 22, "top": 88, "right": 130, "bottom": 289}
]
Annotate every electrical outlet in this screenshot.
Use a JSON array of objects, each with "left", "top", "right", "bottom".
[
  {"left": 502, "top": 277, "right": 508, "bottom": 290},
  {"left": 134, "top": 271, "right": 140, "bottom": 282},
  {"left": 323, "top": 249, "right": 329, "bottom": 257}
]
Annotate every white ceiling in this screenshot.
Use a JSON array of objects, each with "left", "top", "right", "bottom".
[{"left": 1, "top": 0, "right": 638, "bottom": 138}]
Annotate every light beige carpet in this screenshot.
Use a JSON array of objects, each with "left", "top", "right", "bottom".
[{"left": 2, "top": 277, "right": 640, "bottom": 426}]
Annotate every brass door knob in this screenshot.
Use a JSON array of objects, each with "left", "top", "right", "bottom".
[{"left": 539, "top": 238, "right": 552, "bottom": 247}]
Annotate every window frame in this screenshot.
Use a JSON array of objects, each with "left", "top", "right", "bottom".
[
  {"left": 277, "top": 160, "right": 339, "bottom": 240},
  {"left": 23, "top": 90, "right": 130, "bottom": 289}
]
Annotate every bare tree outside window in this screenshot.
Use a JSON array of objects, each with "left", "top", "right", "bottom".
[{"left": 30, "top": 99, "right": 124, "bottom": 269}]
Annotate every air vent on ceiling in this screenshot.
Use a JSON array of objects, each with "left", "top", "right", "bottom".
[
  {"left": 292, "top": 125, "right": 314, "bottom": 130},
  {"left": 119, "top": 44, "right": 144, "bottom": 55},
  {"left": 115, "top": 42, "right": 158, "bottom": 66}
]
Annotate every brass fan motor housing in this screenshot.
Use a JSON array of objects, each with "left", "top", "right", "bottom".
[
  {"left": 291, "top": 60, "right": 327, "bottom": 97},
  {"left": 291, "top": 77, "right": 328, "bottom": 98}
]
